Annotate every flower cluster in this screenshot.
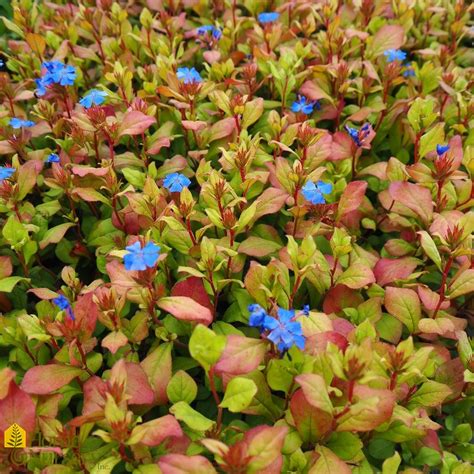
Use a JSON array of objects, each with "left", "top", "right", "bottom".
[
  {"left": 35, "top": 61, "right": 77, "bottom": 96},
  {"left": 345, "top": 123, "right": 372, "bottom": 147},
  {"left": 196, "top": 25, "right": 222, "bottom": 40},
  {"left": 248, "top": 305, "right": 306, "bottom": 352}
]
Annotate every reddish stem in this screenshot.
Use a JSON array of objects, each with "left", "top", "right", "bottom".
[{"left": 432, "top": 256, "right": 454, "bottom": 319}]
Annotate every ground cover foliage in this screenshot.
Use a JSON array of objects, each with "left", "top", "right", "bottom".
[{"left": 0, "top": 0, "right": 473, "bottom": 472}]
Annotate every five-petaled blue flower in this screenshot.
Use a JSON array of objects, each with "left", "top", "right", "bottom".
[
  {"left": 79, "top": 89, "right": 108, "bottom": 108},
  {"left": 177, "top": 67, "right": 202, "bottom": 84},
  {"left": 248, "top": 304, "right": 268, "bottom": 329},
  {"left": 0, "top": 167, "right": 15, "bottom": 181},
  {"left": 163, "top": 173, "right": 191, "bottom": 192},
  {"left": 197, "top": 25, "right": 222, "bottom": 40},
  {"left": 437, "top": 144, "right": 450, "bottom": 156},
  {"left": 258, "top": 12, "right": 280, "bottom": 23},
  {"left": 124, "top": 241, "right": 160, "bottom": 271},
  {"left": 53, "top": 295, "right": 75, "bottom": 320},
  {"left": 46, "top": 153, "right": 60, "bottom": 163},
  {"left": 383, "top": 49, "right": 407, "bottom": 62},
  {"left": 291, "top": 95, "right": 320, "bottom": 114},
  {"left": 302, "top": 180, "right": 333, "bottom": 205},
  {"left": 264, "top": 308, "right": 305, "bottom": 352},
  {"left": 9, "top": 118, "right": 35, "bottom": 128}
]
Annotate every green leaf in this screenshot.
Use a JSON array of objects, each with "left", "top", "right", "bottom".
[
  {"left": 166, "top": 370, "right": 198, "bottom": 404},
  {"left": 170, "top": 401, "right": 215, "bottom": 431},
  {"left": 336, "top": 263, "right": 375, "bottom": 289},
  {"left": 407, "top": 381, "right": 452, "bottom": 408},
  {"left": 39, "top": 223, "right": 75, "bottom": 250},
  {"left": 220, "top": 377, "right": 257, "bottom": 413},
  {"left": 382, "top": 452, "right": 401, "bottom": 474},
  {"left": 368, "top": 438, "right": 395, "bottom": 460},
  {"left": 0, "top": 276, "right": 30, "bottom": 293},
  {"left": 417, "top": 231, "right": 442, "bottom": 271},
  {"left": 326, "top": 432, "right": 363, "bottom": 462},
  {"left": 17, "top": 314, "right": 51, "bottom": 342},
  {"left": 384, "top": 287, "right": 421, "bottom": 333},
  {"left": 308, "top": 446, "right": 351, "bottom": 474},
  {"left": 419, "top": 123, "right": 445, "bottom": 159},
  {"left": 2, "top": 215, "right": 28, "bottom": 247},
  {"left": 189, "top": 325, "right": 226, "bottom": 372},
  {"left": 295, "top": 374, "right": 333, "bottom": 415},
  {"left": 413, "top": 447, "right": 442, "bottom": 467},
  {"left": 447, "top": 269, "right": 474, "bottom": 299}
]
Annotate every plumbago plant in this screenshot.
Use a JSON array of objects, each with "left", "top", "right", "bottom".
[{"left": 0, "top": 0, "right": 473, "bottom": 473}]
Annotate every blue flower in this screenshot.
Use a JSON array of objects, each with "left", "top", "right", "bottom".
[
  {"left": 9, "top": 118, "right": 35, "bottom": 128},
  {"left": 383, "top": 49, "right": 407, "bottom": 62},
  {"left": 176, "top": 67, "right": 202, "bottom": 84},
  {"left": 0, "top": 167, "right": 15, "bottom": 181},
  {"left": 41, "top": 61, "right": 76, "bottom": 86},
  {"left": 50, "top": 64, "right": 77, "bottom": 86},
  {"left": 53, "top": 295, "right": 70, "bottom": 311},
  {"left": 46, "top": 153, "right": 60, "bottom": 163},
  {"left": 163, "top": 173, "right": 191, "bottom": 192},
  {"left": 264, "top": 308, "right": 305, "bottom": 352},
  {"left": 403, "top": 67, "right": 415, "bottom": 78},
  {"left": 197, "top": 25, "right": 222, "bottom": 40},
  {"left": 123, "top": 241, "right": 160, "bottom": 271},
  {"left": 53, "top": 295, "right": 75, "bottom": 320},
  {"left": 291, "top": 95, "right": 320, "bottom": 114},
  {"left": 0, "top": 59, "right": 4, "bottom": 68},
  {"left": 302, "top": 180, "right": 332, "bottom": 205},
  {"left": 258, "top": 12, "right": 280, "bottom": 23},
  {"left": 248, "top": 304, "right": 268, "bottom": 329},
  {"left": 302, "top": 305, "right": 310, "bottom": 316},
  {"left": 345, "top": 123, "right": 372, "bottom": 147},
  {"left": 35, "top": 77, "right": 48, "bottom": 96},
  {"left": 436, "top": 144, "right": 450, "bottom": 156},
  {"left": 79, "top": 89, "right": 108, "bottom": 108}
]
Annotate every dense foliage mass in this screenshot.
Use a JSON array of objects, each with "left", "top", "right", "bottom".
[{"left": 0, "top": 1, "right": 473, "bottom": 473}]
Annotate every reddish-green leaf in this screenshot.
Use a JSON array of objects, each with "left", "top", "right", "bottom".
[{"left": 21, "top": 365, "right": 84, "bottom": 394}]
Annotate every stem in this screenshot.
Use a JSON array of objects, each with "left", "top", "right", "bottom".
[
  {"left": 432, "top": 256, "right": 454, "bottom": 319},
  {"left": 76, "top": 341, "right": 94, "bottom": 376},
  {"left": 289, "top": 274, "right": 302, "bottom": 308},
  {"left": 208, "top": 365, "right": 223, "bottom": 435},
  {"left": 186, "top": 218, "right": 197, "bottom": 246},
  {"left": 330, "top": 257, "right": 339, "bottom": 287}
]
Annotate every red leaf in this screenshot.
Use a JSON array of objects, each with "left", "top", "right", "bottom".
[
  {"left": 141, "top": 343, "right": 172, "bottom": 405},
  {"left": 21, "top": 365, "right": 84, "bottom": 395},
  {"left": 253, "top": 188, "right": 288, "bottom": 219},
  {"left": 389, "top": 182, "right": 433, "bottom": 225},
  {"left": 290, "top": 389, "right": 333, "bottom": 442},
  {"left": 215, "top": 336, "right": 267, "bottom": 376},
  {"left": 331, "top": 132, "right": 354, "bottom": 161},
  {"left": 123, "top": 362, "right": 155, "bottom": 405},
  {"left": 0, "top": 382, "right": 36, "bottom": 446},
  {"left": 119, "top": 111, "right": 156, "bottom": 137},
  {"left": 337, "top": 181, "right": 368, "bottom": 219},
  {"left": 157, "top": 296, "right": 213, "bottom": 326},
  {"left": 158, "top": 454, "right": 217, "bottom": 474},
  {"left": 171, "top": 277, "right": 213, "bottom": 315},
  {"left": 129, "top": 415, "right": 183, "bottom": 446},
  {"left": 0, "top": 256, "right": 13, "bottom": 279},
  {"left": 373, "top": 257, "right": 418, "bottom": 286},
  {"left": 368, "top": 25, "right": 405, "bottom": 57},
  {"left": 323, "top": 285, "right": 364, "bottom": 313}
]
